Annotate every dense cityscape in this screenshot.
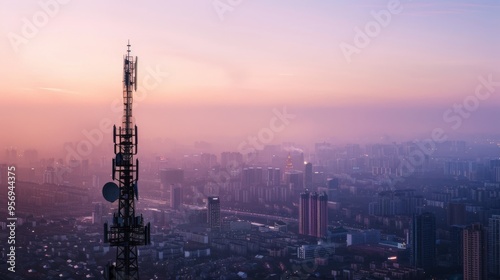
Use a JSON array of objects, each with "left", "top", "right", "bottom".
[
  {"left": 2, "top": 137, "right": 500, "bottom": 279},
  {"left": 2, "top": 1, "right": 500, "bottom": 279}
]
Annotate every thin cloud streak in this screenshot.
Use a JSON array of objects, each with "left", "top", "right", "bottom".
[{"left": 39, "top": 87, "right": 79, "bottom": 95}]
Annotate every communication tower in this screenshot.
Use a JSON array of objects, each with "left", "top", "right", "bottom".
[{"left": 102, "top": 42, "right": 151, "bottom": 280}]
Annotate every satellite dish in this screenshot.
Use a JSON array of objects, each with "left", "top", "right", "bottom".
[
  {"left": 133, "top": 182, "right": 139, "bottom": 200},
  {"left": 134, "top": 56, "right": 138, "bottom": 91},
  {"left": 102, "top": 182, "right": 120, "bottom": 203}
]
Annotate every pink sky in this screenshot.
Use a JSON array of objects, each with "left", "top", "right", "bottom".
[{"left": 1, "top": 0, "right": 499, "bottom": 156}]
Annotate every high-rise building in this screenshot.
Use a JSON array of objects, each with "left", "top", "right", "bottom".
[
  {"left": 299, "top": 192, "right": 310, "bottom": 235},
  {"left": 266, "top": 167, "right": 281, "bottom": 186},
  {"left": 489, "top": 215, "right": 500, "bottom": 277},
  {"left": 93, "top": 202, "right": 104, "bottom": 225},
  {"left": 242, "top": 167, "right": 263, "bottom": 187},
  {"left": 285, "top": 171, "right": 303, "bottom": 190},
  {"left": 221, "top": 152, "right": 243, "bottom": 169},
  {"left": 267, "top": 167, "right": 274, "bottom": 185},
  {"left": 299, "top": 191, "right": 328, "bottom": 238},
  {"left": 159, "top": 168, "right": 184, "bottom": 186},
  {"left": 304, "top": 162, "right": 313, "bottom": 189},
  {"left": 200, "top": 153, "right": 217, "bottom": 169},
  {"left": 463, "top": 223, "right": 487, "bottom": 280},
  {"left": 171, "top": 185, "right": 182, "bottom": 210},
  {"left": 160, "top": 169, "right": 184, "bottom": 201},
  {"left": 309, "top": 192, "right": 318, "bottom": 237},
  {"left": 410, "top": 212, "right": 436, "bottom": 271},
  {"left": 43, "top": 167, "right": 56, "bottom": 185},
  {"left": 490, "top": 160, "right": 500, "bottom": 182},
  {"left": 327, "top": 178, "right": 339, "bottom": 202},
  {"left": 317, "top": 192, "right": 328, "bottom": 238},
  {"left": 448, "top": 202, "right": 466, "bottom": 226},
  {"left": 207, "top": 196, "right": 221, "bottom": 230},
  {"left": 450, "top": 225, "right": 465, "bottom": 269}
]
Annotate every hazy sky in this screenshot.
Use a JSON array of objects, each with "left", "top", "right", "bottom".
[{"left": 1, "top": 0, "right": 499, "bottom": 157}]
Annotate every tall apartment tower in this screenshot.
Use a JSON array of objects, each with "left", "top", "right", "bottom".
[
  {"left": 410, "top": 212, "right": 436, "bottom": 272},
  {"left": 317, "top": 192, "right": 328, "bottom": 238},
  {"left": 463, "top": 223, "right": 487, "bottom": 280},
  {"left": 299, "top": 191, "right": 328, "bottom": 238},
  {"left": 266, "top": 167, "right": 281, "bottom": 186},
  {"left": 309, "top": 192, "right": 318, "bottom": 237},
  {"left": 327, "top": 178, "right": 339, "bottom": 202},
  {"left": 299, "top": 192, "right": 310, "bottom": 235},
  {"left": 450, "top": 225, "right": 465, "bottom": 269},
  {"left": 304, "top": 162, "right": 313, "bottom": 189},
  {"left": 207, "top": 196, "right": 221, "bottom": 230},
  {"left": 171, "top": 185, "right": 182, "bottom": 210},
  {"left": 489, "top": 215, "right": 500, "bottom": 277}
]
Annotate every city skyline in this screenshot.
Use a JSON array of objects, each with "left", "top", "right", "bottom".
[
  {"left": 2, "top": 2, "right": 500, "bottom": 278},
  {"left": 1, "top": 1, "right": 500, "bottom": 156}
]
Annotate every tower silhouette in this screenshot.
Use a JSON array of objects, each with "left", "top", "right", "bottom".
[
  {"left": 410, "top": 212, "right": 436, "bottom": 272},
  {"left": 103, "top": 43, "right": 150, "bottom": 280}
]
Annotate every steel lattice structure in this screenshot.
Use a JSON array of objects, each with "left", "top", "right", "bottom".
[{"left": 104, "top": 43, "right": 150, "bottom": 280}]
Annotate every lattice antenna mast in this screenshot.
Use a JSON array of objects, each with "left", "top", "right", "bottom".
[{"left": 103, "top": 42, "right": 151, "bottom": 280}]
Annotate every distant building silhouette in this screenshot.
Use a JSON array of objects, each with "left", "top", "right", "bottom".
[
  {"left": 450, "top": 225, "right": 465, "bottom": 269},
  {"left": 448, "top": 202, "right": 466, "bottom": 226},
  {"left": 369, "top": 190, "right": 423, "bottom": 217},
  {"left": 285, "top": 152, "right": 294, "bottom": 172},
  {"left": 43, "top": 167, "right": 56, "bottom": 184},
  {"left": 284, "top": 171, "right": 303, "bottom": 190},
  {"left": 241, "top": 167, "right": 263, "bottom": 187},
  {"left": 410, "top": 212, "right": 436, "bottom": 271},
  {"left": 309, "top": 192, "right": 318, "bottom": 237},
  {"left": 304, "top": 162, "right": 313, "bottom": 189},
  {"left": 266, "top": 167, "right": 281, "bottom": 186},
  {"left": 220, "top": 152, "right": 243, "bottom": 169},
  {"left": 463, "top": 223, "right": 487, "bottom": 280},
  {"left": 317, "top": 192, "right": 328, "bottom": 238},
  {"left": 299, "top": 192, "right": 310, "bottom": 235},
  {"left": 159, "top": 168, "right": 184, "bottom": 186},
  {"left": 488, "top": 215, "right": 500, "bottom": 277},
  {"left": 171, "top": 185, "right": 182, "bottom": 210},
  {"left": 327, "top": 177, "right": 339, "bottom": 202},
  {"left": 490, "top": 159, "right": 500, "bottom": 182},
  {"left": 207, "top": 196, "right": 221, "bottom": 230},
  {"left": 160, "top": 169, "right": 184, "bottom": 201},
  {"left": 200, "top": 153, "right": 217, "bottom": 169},
  {"left": 92, "top": 202, "right": 104, "bottom": 225}
]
